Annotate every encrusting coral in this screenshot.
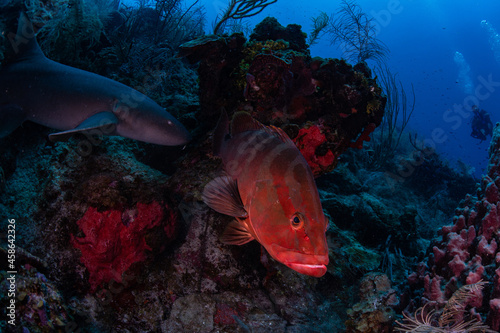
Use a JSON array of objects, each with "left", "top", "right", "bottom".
[{"left": 71, "top": 201, "right": 177, "bottom": 292}]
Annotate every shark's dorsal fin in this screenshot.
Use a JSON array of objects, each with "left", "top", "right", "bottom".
[
  {"left": 48, "top": 112, "right": 119, "bottom": 142},
  {"left": 8, "top": 12, "right": 45, "bottom": 61}
]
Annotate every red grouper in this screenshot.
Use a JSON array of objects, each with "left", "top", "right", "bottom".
[{"left": 202, "top": 111, "right": 329, "bottom": 277}]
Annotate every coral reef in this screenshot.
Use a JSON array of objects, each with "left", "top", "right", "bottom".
[
  {"left": 249, "top": 16, "right": 307, "bottom": 52},
  {"left": 0, "top": 5, "right": 480, "bottom": 333},
  {"left": 71, "top": 201, "right": 177, "bottom": 291},
  {"left": 402, "top": 124, "right": 500, "bottom": 330},
  {"left": 326, "top": 217, "right": 381, "bottom": 279},
  {"left": 319, "top": 165, "right": 421, "bottom": 253},
  {"left": 0, "top": 112, "right": 473, "bottom": 332},
  {"left": 179, "top": 17, "right": 386, "bottom": 177}
]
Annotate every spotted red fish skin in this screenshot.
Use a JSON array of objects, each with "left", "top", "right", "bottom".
[{"left": 220, "top": 126, "right": 329, "bottom": 274}]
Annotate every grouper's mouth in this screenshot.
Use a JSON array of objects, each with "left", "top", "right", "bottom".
[
  {"left": 269, "top": 244, "right": 329, "bottom": 277},
  {"left": 286, "top": 263, "right": 327, "bottom": 277}
]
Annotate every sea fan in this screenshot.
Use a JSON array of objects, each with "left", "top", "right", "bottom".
[
  {"left": 307, "top": 11, "right": 329, "bottom": 46},
  {"left": 213, "top": 0, "right": 278, "bottom": 35},
  {"left": 326, "top": 0, "right": 388, "bottom": 66},
  {"left": 395, "top": 281, "right": 496, "bottom": 333}
]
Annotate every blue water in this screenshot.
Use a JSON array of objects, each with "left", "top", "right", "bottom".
[{"left": 195, "top": 0, "right": 500, "bottom": 178}]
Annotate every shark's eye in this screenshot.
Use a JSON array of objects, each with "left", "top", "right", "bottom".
[{"left": 290, "top": 213, "right": 304, "bottom": 230}]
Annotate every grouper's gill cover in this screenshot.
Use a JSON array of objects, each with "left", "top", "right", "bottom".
[{"left": 203, "top": 112, "right": 329, "bottom": 277}]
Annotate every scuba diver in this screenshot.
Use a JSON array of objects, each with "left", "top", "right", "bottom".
[{"left": 471, "top": 105, "right": 493, "bottom": 142}]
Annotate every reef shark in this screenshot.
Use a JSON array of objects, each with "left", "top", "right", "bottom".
[{"left": 0, "top": 12, "right": 191, "bottom": 146}]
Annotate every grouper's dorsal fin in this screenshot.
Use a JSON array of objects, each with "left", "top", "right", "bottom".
[
  {"left": 231, "top": 111, "right": 295, "bottom": 145},
  {"left": 9, "top": 12, "right": 45, "bottom": 61},
  {"left": 266, "top": 125, "right": 296, "bottom": 146},
  {"left": 231, "top": 111, "right": 264, "bottom": 135}
]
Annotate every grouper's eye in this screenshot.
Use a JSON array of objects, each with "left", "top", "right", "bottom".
[{"left": 290, "top": 213, "right": 304, "bottom": 230}]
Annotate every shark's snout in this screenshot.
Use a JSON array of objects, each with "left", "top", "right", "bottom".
[
  {"left": 115, "top": 104, "right": 192, "bottom": 146},
  {"left": 166, "top": 118, "right": 191, "bottom": 145}
]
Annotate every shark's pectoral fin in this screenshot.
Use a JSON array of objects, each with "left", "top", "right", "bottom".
[
  {"left": 0, "top": 104, "right": 27, "bottom": 138},
  {"left": 49, "top": 111, "right": 119, "bottom": 142}
]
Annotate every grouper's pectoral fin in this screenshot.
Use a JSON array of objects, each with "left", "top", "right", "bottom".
[
  {"left": 203, "top": 175, "right": 254, "bottom": 245},
  {"left": 220, "top": 220, "right": 255, "bottom": 245},
  {"left": 48, "top": 111, "right": 119, "bottom": 142},
  {"left": 0, "top": 104, "right": 27, "bottom": 138},
  {"left": 202, "top": 175, "right": 247, "bottom": 218}
]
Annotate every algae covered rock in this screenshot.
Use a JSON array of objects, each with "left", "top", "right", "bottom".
[
  {"left": 345, "top": 272, "right": 398, "bottom": 333},
  {"left": 249, "top": 16, "right": 308, "bottom": 52},
  {"left": 0, "top": 263, "right": 73, "bottom": 332}
]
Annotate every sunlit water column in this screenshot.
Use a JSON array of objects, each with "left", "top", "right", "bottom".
[
  {"left": 453, "top": 51, "right": 473, "bottom": 95},
  {"left": 481, "top": 19, "right": 500, "bottom": 65}
]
